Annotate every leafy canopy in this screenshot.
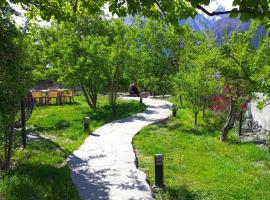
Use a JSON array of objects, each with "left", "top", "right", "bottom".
[{"left": 1, "top": 0, "right": 269, "bottom": 24}]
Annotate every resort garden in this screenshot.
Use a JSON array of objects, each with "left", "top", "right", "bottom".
[{"left": 1, "top": 0, "right": 270, "bottom": 199}]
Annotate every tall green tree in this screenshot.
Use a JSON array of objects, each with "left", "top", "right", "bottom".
[
  {"left": 0, "top": 16, "right": 33, "bottom": 169},
  {"left": 173, "top": 30, "right": 220, "bottom": 125},
  {"left": 34, "top": 15, "right": 111, "bottom": 109},
  {"left": 108, "top": 19, "right": 130, "bottom": 116},
  {"left": 217, "top": 22, "right": 269, "bottom": 141},
  {"left": 125, "top": 18, "right": 179, "bottom": 95}
]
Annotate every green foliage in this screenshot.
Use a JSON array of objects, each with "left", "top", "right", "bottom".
[
  {"left": 125, "top": 18, "right": 180, "bottom": 95},
  {"left": 31, "top": 16, "right": 132, "bottom": 112},
  {"left": 181, "top": 67, "right": 211, "bottom": 112},
  {"left": 0, "top": 96, "right": 145, "bottom": 199},
  {"left": 0, "top": 15, "right": 34, "bottom": 169},
  {"left": 133, "top": 110, "right": 270, "bottom": 200},
  {"left": 253, "top": 32, "right": 270, "bottom": 106},
  {"left": 205, "top": 21, "right": 270, "bottom": 141},
  {"left": 31, "top": 15, "right": 112, "bottom": 108},
  {"left": 2, "top": 0, "right": 269, "bottom": 26},
  {"left": 218, "top": 21, "right": 268, "bottom": 101},
  {"left": 172, "top": 30, "right": 222, "bottom": 124}
]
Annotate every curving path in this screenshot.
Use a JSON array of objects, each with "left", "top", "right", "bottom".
[{"left": 67, "top": 97, "right": 172, "bottom": 200}]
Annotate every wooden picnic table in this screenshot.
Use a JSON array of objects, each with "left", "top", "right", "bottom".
[{"left": 31, "top": 89, "right": 74, "bottom": 106}]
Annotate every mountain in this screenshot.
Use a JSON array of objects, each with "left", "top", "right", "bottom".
[
  {"left": 180, "top": 1, "right": 267, "bottom": 45},
  {"left": 124, "top": 0, "right": 267, "bottom": 44},
  {"left": 179, "top": 14, "right": 212, "bottom": 31}
]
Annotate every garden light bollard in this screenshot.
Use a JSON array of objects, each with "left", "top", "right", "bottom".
[
  {"left": 172, "top": 104, "right": 177, "bottom": 117},
  {"left": 155, "top": 154, "right": 164, "bottom": 188},
  {"left": 140, "top": 97, "right": 143, "bottom": 104},
  {"left": 84, "top": 117, "right": 91, "bottom": 132}
]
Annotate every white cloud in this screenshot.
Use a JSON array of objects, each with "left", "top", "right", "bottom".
[
  {"left": 204, "top": 0, "right": 237, "bottom": 12},
  {"left": 102, "top": 3, "right": 118, "bottom": 19},
  {"left": 198, "top": 0, "right": 238, "bottom": 21}
]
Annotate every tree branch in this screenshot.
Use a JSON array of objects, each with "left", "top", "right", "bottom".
[
  {"left": 155, "top": 1, "right": 166, "bottom": 19},
  {"left": 197, "top": 5, "right": 257, "bottom": 16},
  {"left": 73, "top": 0, "right": 79, "bottom": 14}
]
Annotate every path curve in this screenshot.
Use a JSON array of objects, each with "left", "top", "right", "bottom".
[{"left": 67, "top": 97, "right": 172, "bottom": 200}]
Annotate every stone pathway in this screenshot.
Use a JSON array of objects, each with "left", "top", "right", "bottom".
[
  {"left": 67, "top": 97, "right": 172, "bottom": 200},
  {"left": 240, "top": 93, "right": 270, "bottom": 144}
]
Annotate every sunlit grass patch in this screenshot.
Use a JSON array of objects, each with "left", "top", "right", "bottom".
[
  {"left": 0, "top": 95, "right": 145, "bottom": 200},
  {"left": 133, "top": 108, "right": 270, "bottom": 200}
]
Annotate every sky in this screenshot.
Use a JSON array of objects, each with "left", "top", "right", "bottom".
[{"left": 204, "top": 0, "right": 235, "bottom": 12}]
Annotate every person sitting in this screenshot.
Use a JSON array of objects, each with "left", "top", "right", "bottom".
[{"left": 129, "top": 82, "right": 139, "bottom": 97}]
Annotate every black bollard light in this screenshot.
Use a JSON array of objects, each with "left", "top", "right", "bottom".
[
  {"left": 140, "top": 97, "right": 143, "bottom": 104},
  {"left": 84, "top": 117, "right": 91, "bottom": 132},
  {"left": 172, "top": 104, "right": 177, "bottom": 117},
  {"left": 155, "top": 154, "right": 164, "bottom": 188}
]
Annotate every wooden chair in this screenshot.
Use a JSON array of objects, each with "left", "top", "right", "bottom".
[
  {"left": 31, "top": 90, "right": 47, "bottom": 106},
  {"left": 63, "top": 90, "right": 75, "bottom": 103},
  {"left": 47, "top": 90, "right": 61, "bottom": 105}
]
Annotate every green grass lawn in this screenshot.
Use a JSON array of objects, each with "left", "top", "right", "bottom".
[
  {"left": 0, "top": 95, "right": 145, "bottom": 200},
  {"left": 133, "top": 108, "right": 270, "bottom": 200}
]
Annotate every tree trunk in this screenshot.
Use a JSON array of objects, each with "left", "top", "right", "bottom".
[
  {"left": 111, "top": 98, "right": 116, "bottom": 116},
  {"left": 220, "top": 98, "right": 237, "bottom": 142},
  {"left": 80, "top": 82, "right": 97, "bottom": 109},
  {"left": 110, "top": 81, "right": 117, "bottom": 117},
  {"left": 88, "top": 85, "right": 97, "bottom": 109},
  {"left": 194, "top": 111, "right": 199, "bottom": 126},
  {"left": 179, "top": 95, "right": 183, "bottom": 107},
  {"left": 110, "top": 62, "right": 121, "bottom": 117},
  {"left": 202, "top": 98, "right": 206, "bottom": 118},
  {"left": 2, "top": 123, "right": 14, "bottom": 170},
  {"left": 21, "top": 99, "right": 27, "bottom": 148}
]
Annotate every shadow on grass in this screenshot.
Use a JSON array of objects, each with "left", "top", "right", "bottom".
[
  {"left": 165, "top": 120, "right": 220, "bottom": 137},
  {"left": 2, "top": 164, "right": 79, "bottom": 200},
  {"left": 27, "top": 133, "right": 71, "bottom": 156},
  {"left": 1, "top": 136, "right": 79, "bottom": 200},
  {"left": 34, "top": 102, "right": 80, "bottom": 108},
  {"left": 162, "top": 185, "right": 198, "bottom": 200},
  {"left": 179, "top": 127, "right": 219, "bottom": 137},
  {"left": 165, "top": 111, "right": 225, "bottom": 138},
  {"left": 32, "top": 101, "right": 145, "bottom": 132},
  {"left": 31, "top": 119, "right": 72, "bottom": 132},
  {"left": 83, "top": 101, "right": 145, "bottom": 124}
]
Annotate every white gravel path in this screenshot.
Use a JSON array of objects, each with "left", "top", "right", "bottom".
[{"left": 67, "top": 97, "right": 172, "bottom": 200}]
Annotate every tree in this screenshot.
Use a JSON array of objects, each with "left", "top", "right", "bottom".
[
  {"left": 108, "top": 19, "right": 129, "bottom": 116},
  {"left": 253, "top": 34, "right": 270, "bottom": 109},
  {"left": 33, "top": 15, "right": 111, "bottom": 109},
  {"left": 2, "top": 0, "right": 269, "bottom": 26},
  {"left": 0, "top": 16, "right": 33, "bottom": 170},
  {"left": 217, "top": 22, "right": 269, "bottom": 141},
  {"left": 32, "top": 16, "right": 131, "bottom": 115},
  {"left": 185, "top": 67, "right": 211, "bottom": 125},
  {"left": 124, "top": 18, "right": 179, "bottom": 96},
  {"left": 173, "top": 31, "right": 220, "bottom": 125}
]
